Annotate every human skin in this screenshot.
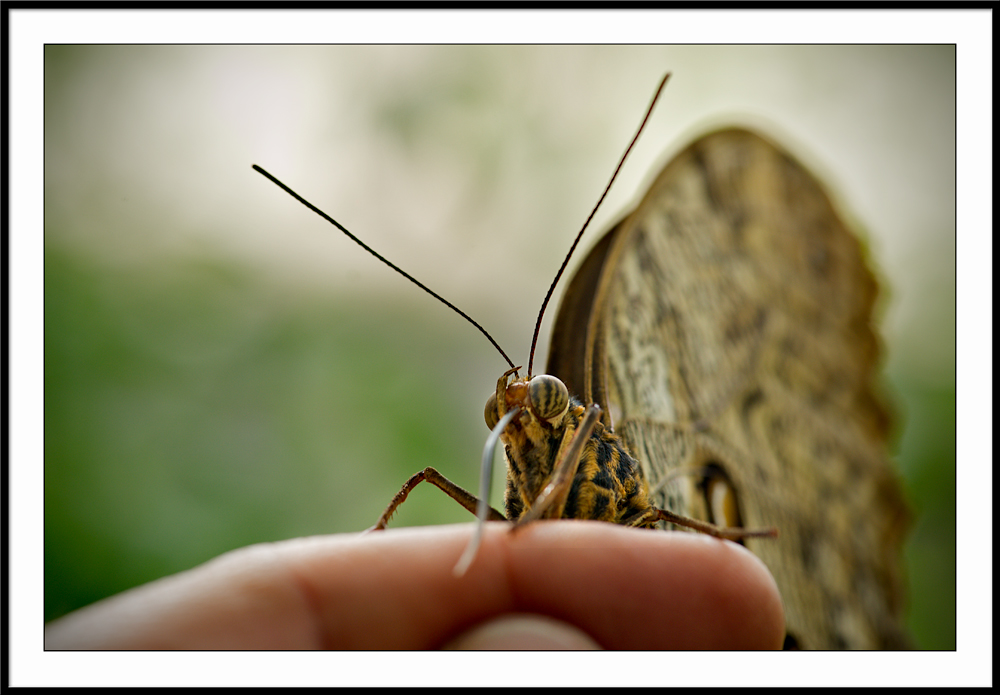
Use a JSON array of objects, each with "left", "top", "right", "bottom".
[{"left": 45, "top": 521, "right": 785, "bottom": 650}]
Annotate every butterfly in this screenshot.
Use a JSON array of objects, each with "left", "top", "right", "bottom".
[{"left": 254, "top": 75, "right": 910, "bottom": 649}]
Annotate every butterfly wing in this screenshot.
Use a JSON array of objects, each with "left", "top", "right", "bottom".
[{"left": 548, "top": 128, "right": 909, "bottom": 649}]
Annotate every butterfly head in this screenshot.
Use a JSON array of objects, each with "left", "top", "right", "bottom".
[
  {"left": 485, "top": 370, "right": 572, "bottom": 432},
  {"left": 484, "top": 368, "right": 589, "bottom": 478},
  {"left": 484, "top": 368, "right": 598, "bottom": 517}
]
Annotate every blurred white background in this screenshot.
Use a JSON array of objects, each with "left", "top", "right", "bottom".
[{"left": 45, "top": 44, "right": 955, "bottom": 372}]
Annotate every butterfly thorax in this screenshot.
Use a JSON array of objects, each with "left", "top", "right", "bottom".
[{"left": 485, "top": 371, "right": 656, "bottom": 526}]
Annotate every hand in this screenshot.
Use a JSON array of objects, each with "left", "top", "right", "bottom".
[{"left": 44, "top": 521, "right": 784, "bottom": 649}]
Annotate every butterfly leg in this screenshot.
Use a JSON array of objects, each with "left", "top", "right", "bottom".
[
  {"left": 622, "top": 507, "right": 777, "bottom": 540},
  {"left": 652, "top": 508, "right": 778, "bottom": 540},
  {"left": 367, "top": 467, "right": 507, "bottom": 531}
]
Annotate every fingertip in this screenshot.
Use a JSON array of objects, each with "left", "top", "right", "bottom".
[
  {"left": 442, "top": 613, "right": 602, "bottom": 650},
  {"left": 501, "top": 521, "right": 786, "bottom": 649}
]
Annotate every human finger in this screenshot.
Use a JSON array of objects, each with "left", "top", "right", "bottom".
[{"left": 46, "top": 522, "right": 783, "bottom": 650}]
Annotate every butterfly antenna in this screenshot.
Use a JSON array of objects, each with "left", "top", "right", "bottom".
[
  {"left": 526, "top": 73, "right": 670, "bottom": 377},
  {"left": 253, "top": 165, "right": 516, "bottom": 370}
]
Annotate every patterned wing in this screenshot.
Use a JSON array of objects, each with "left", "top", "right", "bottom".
[{"left": 548, "top": 128, "right": 909, "bottom": 649}]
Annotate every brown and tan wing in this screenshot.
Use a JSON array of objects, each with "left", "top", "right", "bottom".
[{"left": 547, "top": 128, "right": 909, "bottom": 649}]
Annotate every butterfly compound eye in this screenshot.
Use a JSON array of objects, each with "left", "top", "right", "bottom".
[
  {"left": 484, "top": 392, "right": 500, "bottom": 430},
  {"left": 528, "top": 375, "right": 569, "bottom": 421}
]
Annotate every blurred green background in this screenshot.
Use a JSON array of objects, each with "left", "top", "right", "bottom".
[{"left": 44, "top": 46, "right": 955, "bottom": 648}]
